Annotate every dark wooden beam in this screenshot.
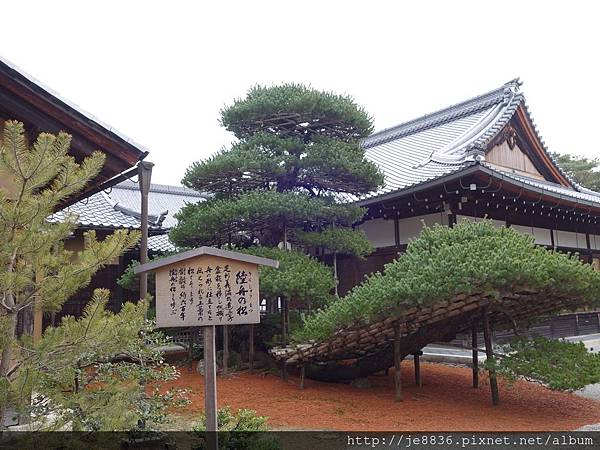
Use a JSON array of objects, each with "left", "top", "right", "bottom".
[
  {"left": 0, "top": 86, "right": 129, "bottom": 175},
  {"left": 0, "top": 69, "right": 145, "bottom": 166},
  {"left": 394, "top": 212, "right": 400, "bottom": 248}
]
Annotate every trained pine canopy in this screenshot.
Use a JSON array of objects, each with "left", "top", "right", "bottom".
[
  {"left": 172, "top": 84, "right": 384, "bottom": 281},
  {"left": 294, "top": 221, "right": 600, "bottom": 342}
]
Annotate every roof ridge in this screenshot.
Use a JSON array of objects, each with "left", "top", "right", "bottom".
[
  {"left": 113, "top": 180, "right": 206, "bottom": 197},
  {"left": 362, "top": 80, "right": 521, "bottom": 149}
]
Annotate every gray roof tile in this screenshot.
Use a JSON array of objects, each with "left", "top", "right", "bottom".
[
  {"left": 52, "top": 181, "right": 205, "bottom": 252},
  {"left": 359, "top": 79, "right": 600, "bottom": 206}
]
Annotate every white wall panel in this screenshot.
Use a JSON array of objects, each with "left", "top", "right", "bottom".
[
  {"left": 398, "top": 213, "right": 447, "bottom": 244},
  {"left": 511, "top": 225, "right": 553, "bottom": 246},
  {"left": 358, "top": 218, "right": 395, "bottom": 248},
  {"left": 553, "top": 230, "right": 587, "bottom": 249}
]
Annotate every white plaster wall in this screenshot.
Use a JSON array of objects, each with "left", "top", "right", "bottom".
[
  {"left": 553, "top": 230, "right": 587, "bottom": 249},
  {"left": 511, "top": 225, "right": 553, "bottom": 246},
  {"left": 358, "top": 217, "right": 395, "bottom": 248},
  {"left": 591, "top": 235, "right": 600, "bottom": 250},
  {"left": 398, "top": 212, "right": 447, "bottom": 244}
]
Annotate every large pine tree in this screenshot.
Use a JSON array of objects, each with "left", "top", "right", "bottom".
[{"left": 170, "top": 84, "right": 384, "bottom": 297}]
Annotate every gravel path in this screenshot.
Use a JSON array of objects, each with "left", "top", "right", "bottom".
[{"left": 575, "top": 383, "right": 600, "bottom": 430}]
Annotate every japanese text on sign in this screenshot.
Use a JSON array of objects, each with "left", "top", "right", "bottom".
[{"left": 155, "top": 256, "right": 260, "bottom": 328}]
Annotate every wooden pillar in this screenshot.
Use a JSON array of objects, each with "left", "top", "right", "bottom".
[
  {"left": 300, "top": 365, "right": 305, "bottom": 390},
  {"left": 282, "top": 362, "right": 288, "bottom": 382},
  {"left": 482, "top": 308, "right": 499, "bottom": 405},
  {"left": 222, "top": 325, "right": 229, "bottom": 376},
  {"left": 249, "top": 324, "right": 255, "bottom": 370},
  {"left": 284, "top": 298, "right": 290, "bottom": 334},
  {"left": 280, "top": 297, "right": 287, "bottom": 344},
  {"left": 413, "top": 351, "right": 422, "bottom": 387},
  {"left": 203, "top": 326, "right": 218, "bottom": 449},
  {"left": 394, "top": 323, "right": 403, "bottom": 402},
  {"left": 138, "top": 161, "right": 154, "bottom": 309},
  {"left": 471, "top": 320, "right": 479, "bottom": 388},
  {"left": 280, "top": 297, "right": 288, "bottom": 380}
]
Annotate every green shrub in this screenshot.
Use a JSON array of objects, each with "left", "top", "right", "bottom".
[{"left": 193, "top": 407, "right": 279, "bottom": 450}]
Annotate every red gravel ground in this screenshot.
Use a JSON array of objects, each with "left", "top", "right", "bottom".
[{"left": 164, "top": 362, "right": 600, "bottom": 431}]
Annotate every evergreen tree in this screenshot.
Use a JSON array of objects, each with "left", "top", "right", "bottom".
[
  {"left": 553, "top": 152, "right": 600, "bottom": 191},
  {"left": 0, "top": 121, "right": 180, "bottom": 429},
  {"left": 170, "top": 84, "right": 384, "bottom": 298}
]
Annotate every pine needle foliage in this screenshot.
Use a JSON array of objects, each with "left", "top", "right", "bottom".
[
  {"left": 552, "top": 152, "right": 600, "bottom": 191},
  {"left": 220, "top": 84, "right": 374, "bottom": 142},
  {"left": 242, "top": 247, "right": 336, "bottom": 310},
  {"left": 494, "top": 337, "right": 600, "bottom": 391},
  {"left": 171, "top": 84, "right": 383, "bottom": 259},
  {"left": 294, "top": 220, "right": 600, "bottom": 342},
  {"left": 0, "top": 121, "right": 142, "bottom": 427},
  {"left": 10, "top": 290, "right": 187, "bottom": 430}
]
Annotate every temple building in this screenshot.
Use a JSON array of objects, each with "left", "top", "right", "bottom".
[{"left": 335, "top": 79, "right": 600, "bottom": 305}]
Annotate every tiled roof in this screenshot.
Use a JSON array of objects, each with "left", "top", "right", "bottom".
[
  {"left": 52, "top": 181, "right": 204, "bottom": 252},
  {"left": 148, "top": 234, "right": 177, "bottom": 253},
  {"left": 50, "top": 191, "right": 143, "bottom": 229},
  {"left": 482, "top": 165, "right": 600, "bottom": 206},
  {"left": 108, "top": 180, "right": 206, "bottom": 229},
  {"left": 359, "top": 79, "right": 600, "bottom": 206}
]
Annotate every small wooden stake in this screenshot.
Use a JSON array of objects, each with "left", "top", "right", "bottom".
[
  {"left": 203, "top": 325, "right": 218, "bottom": 450},
  {"left": 394, "top": 323, "right": 403, "bottom": 402},
  {"left": 482, "top": 308, "right": 499, "bottom": 405},
  {"left": 471, "top": 320, "right": 479, "bottom": 388},
  {"left": 222, "top": 325, "right": 229, "bottom": 376},
  {"left": 249, "top": 324, "right": 255, "bottom": 370},
  {"left": 413, "top": 351, "right": 422, "bottom": 387},
  {"left": 282, "top": 362, "right": 288, "bottom": 381},
  {"left": 300, "top": 365, "right": 305, "bottom": 390}
]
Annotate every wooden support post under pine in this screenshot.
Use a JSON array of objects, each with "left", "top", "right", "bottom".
[
  {"left": 394, "top": 323, "right": 403, "bottom": 402},
  {"left": 471, "top": 320, "right": 479, "bottom": 388},
  {"left": 281, "top": 297, "right": 288, "bottom": 381},
  {"left": 413, "top": 351, "right": 422, "bottom": 387},
  {"left": 300, "top": 365, "right": 306, "bottom": 390},
  {"left": 482, "top": 308, "right": 499, "bottom": 405}
]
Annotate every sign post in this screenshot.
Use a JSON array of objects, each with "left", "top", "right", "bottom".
[{"left": 134, "top": 247, "right": 278, "bottom": 450}]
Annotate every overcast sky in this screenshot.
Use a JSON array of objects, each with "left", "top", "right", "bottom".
[{"left": 1, "top": 1, "right": 598, "bottom": 185}]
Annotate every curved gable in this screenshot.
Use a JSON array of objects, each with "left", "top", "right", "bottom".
[{"left": 486, "top": 104, "right": 572, "bottom": 187}]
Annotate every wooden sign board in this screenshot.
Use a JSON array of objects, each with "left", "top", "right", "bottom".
[
  {"left": 134, "top": 246, "right": 278, "bottom": 328},
  {"left": 155, "top": 256, "right": 259, "bottom": 328},
  {"left": 135, "top": 247, "right": 277, "bottom": 449}
]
